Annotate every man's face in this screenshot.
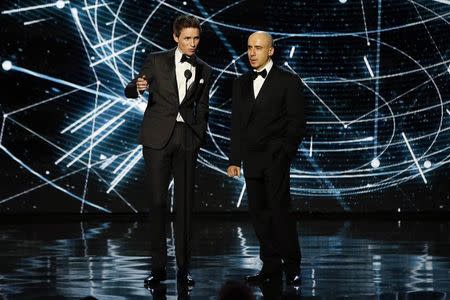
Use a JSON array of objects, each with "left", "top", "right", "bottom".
[
  {"left": 247, "top": 34, "right": 274, "bottom": 70},
  {"left": 173, "top": 27, "right": 200, "bottom": 56}
]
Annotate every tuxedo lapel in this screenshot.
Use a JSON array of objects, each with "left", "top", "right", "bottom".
[
  {"left": 254, "top": 66, "right": 277, "bottom": 102},
  {"left": 241, "top": 74, "right": 255, "bottom": 127},
  {"left": 181, "top": 62, "right": 202, "bottom": 105},
  {"left": 241, "top": 66, "right": 279, "bottom": 125},
  {"left": 164, "top": 48, "right": 180, "bottom": 103}
]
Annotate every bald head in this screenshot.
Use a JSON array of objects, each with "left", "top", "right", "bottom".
[
  {"left": 247, "top": 31, "right": 274, "bottom": 71},
  {"left": 248, "top": 31, "right": 273, "bottom": 48}
]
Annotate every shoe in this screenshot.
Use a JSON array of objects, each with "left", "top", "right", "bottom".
[
  {"left": 177, "top": 282, "right": 193, "bottom": 296},
  {"left": 144, "top": 269, "right": 167, "bottom": 285},
  {"left": 286, "top": 271, "right": 301, "bottom": 286},
  {"left": 146, "top": 284, "right": 166, "bottom": 297},
  {"left": 177, "top": 269, "right": 195, "bottom": 286},
  {"left": 258, "top": 273, "right": 283, "bottom": 298},
  {"left": 245, "top": 270, "right": 282, "bottom": 283}
]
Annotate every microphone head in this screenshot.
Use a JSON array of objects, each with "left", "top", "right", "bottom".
[{"left": 184, "top": 69, "right": 192, "bottom": 80}]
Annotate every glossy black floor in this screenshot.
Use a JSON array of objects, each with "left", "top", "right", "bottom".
[{"left": 0, "top": 216, "right": 449, "bottom": 299}]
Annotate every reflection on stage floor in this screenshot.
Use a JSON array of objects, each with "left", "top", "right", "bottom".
[{"left": 0, "top": 217, "right": 449, "bottom": 299}]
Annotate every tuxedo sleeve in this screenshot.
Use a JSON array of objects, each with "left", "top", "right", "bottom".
[
  {"left": 283, "top": 74, "right": 306, "bottom": 158},
  {"left": 124, "top": 53, "right": 155, "bottom": 99},
  {"left": 229, "top": 78, "right": 242, "bottom": 167}
]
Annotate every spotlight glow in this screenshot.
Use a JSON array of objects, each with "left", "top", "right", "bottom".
[
  {"left": 371, "top": 158, "right": 380, "bottom": 169},
  {"left": 2, "top": 60, "right": 12, "bottom": 71},
  {"left": 56, "top": 0, "right": 65, "bottom": 9}
]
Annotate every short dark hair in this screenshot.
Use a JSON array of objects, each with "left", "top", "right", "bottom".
[{"left": 173, "top": 15, "right": 201, "bottom": 37}]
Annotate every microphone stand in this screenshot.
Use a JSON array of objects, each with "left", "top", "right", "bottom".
[{"left": 182, "top": 68, "right": 192, "bottom": 276}]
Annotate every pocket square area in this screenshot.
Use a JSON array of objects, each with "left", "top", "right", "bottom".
[{"left": 199, "top": 79, "right": 204, "bottom": 84}]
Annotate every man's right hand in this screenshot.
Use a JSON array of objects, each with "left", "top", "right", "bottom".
[
  {"left": 136, "top": 76, "right": 149, "bottom": 92},
  {"left": 227, "top": 165, "right": 241, "bottom": 177}
]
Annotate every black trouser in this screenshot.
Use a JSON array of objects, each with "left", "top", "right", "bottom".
[
  {"left": 142, "top": 123, "right": 199, "bottom": 271},
  {"left": 244, "top": 151, "right": 301, "bottom": 274}
]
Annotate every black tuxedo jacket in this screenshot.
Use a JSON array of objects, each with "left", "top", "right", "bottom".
[
  {"left": 229, "top": 65, "right": 305, "bottom": 176},
  {"left": 124, "top": 48, "right": 212, "bottom": 149}
]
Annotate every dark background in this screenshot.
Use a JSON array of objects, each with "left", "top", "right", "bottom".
[{"left": 0, "top": 0, "right": 449, "bottom": 214}]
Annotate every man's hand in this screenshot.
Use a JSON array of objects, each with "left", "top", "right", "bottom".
[
  {"left": 227, "top": 165, "right": 241, "bottom": 177},
  {"left": 136, "top": 75, "right": 149, "bottom": 92}
]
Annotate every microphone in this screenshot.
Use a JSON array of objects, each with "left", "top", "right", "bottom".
[{"left": 184, "top": 69, "right": 192, "bottom": 80}]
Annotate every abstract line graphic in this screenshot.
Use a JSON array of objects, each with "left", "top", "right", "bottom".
[{"left": 1, "top": 0, "right": 449, "bottom": 212}]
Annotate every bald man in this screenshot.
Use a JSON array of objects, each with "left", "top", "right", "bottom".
[{"left": 227, "top": 31, "right": 305, "bottom": 286}]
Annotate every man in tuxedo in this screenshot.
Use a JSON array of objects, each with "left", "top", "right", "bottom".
[
  {"left": 227, "top": 31, "right": 305, "bottom": 286},
  {"left": 124, "top": 15, "right": 212, "bottom": 286}
]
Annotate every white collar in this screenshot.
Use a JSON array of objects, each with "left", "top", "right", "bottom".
[
  {"left": 175, "top": 47, "right": 195, "bottom": 64},
  {"left": 175, "top": 47, "right": 183, "bottom": 63},
  {"left": 254, "top": 59, "right": 273, "bottom": 74}
]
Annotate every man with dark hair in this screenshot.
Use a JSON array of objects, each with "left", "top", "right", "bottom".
[
  {"left": 173, "top": 15, "right": 202, "bottom": 37},
  {"left": 227, "top": 31, "right": 305, "bottom": 286},
  {"left": 124, "top": 14, "right": 212, "bottom": 286}
]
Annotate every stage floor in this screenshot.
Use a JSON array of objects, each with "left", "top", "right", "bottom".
[{"left": 0, "top": 217, "right": 449, "bottom": 299}]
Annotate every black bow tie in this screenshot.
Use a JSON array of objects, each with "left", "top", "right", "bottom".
[
  {"left": 252, "top": 69, "right": 267, "bottom": 80},
  {"left": 180, "top": 54, "right": 196, "bottom": 66}
]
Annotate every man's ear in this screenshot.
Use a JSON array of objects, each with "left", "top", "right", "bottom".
[
  {"left": 269, "top": 47, "right": 274, "bottom": 57},
  {"left": 173, "top": 33, "right": 179, "bottom": 44}
]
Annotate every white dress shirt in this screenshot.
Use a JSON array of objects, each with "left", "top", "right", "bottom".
[
  {"left": 175, "top": 48, "right": 196, "bottom": 122},
  {"left": 253, "top": 59, "right": 273, "bottom": 99}
]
